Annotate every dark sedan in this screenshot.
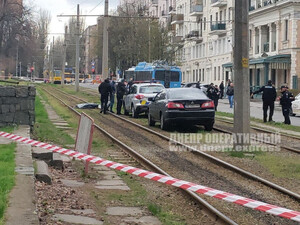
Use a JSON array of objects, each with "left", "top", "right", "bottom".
[{"left": 148, "top": 88, "right": 215, "bottom": 131}]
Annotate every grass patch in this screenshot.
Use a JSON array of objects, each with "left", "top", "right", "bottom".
[
  {"left": 148, "top": 203, "right": 185, "bottom": 225},
  {"left": 255, "top": 153, "right": 300, "bottom": 179},
  {"left": 0, "top": 143, "right": 16, "bottom": 225},
  {"left": 0, "top": 126, "right": 17, "bottom": 133},
  {"left": 32, "top": 93, "right": 74, "bottom": 147},
  {"left": 224, "top": 148, "right": 265, "bottom": 158}
]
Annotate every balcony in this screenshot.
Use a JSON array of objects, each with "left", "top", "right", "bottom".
[
  {"left": 210, "top": 23, "right": 226, "bottom": 35},
  {"left": 185, "top": 30, "right": 203, "bottom": 42},
  {"left": 171, "top": 14, "right": 184, "bottom": 25},
  {"left": 171, "top": 36, "right": 184, "bottom": 44},
  {"left": 190, "top": 4, "right": 203, "bottom": 16},
  {"left": 169, "top": 6, "right": 176, "bottom": 15},
  {"left": 211, "top": 0, "right": 227, "bottom": 7}
]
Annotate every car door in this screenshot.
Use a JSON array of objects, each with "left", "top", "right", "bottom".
[
  {"left": 154, "top": 91, "right": 167, "bottom": 119},
  {"left": 150, "top": 92, "right": 161, "bottom": 120},
  {"left": 124, "top": 85, "right": 136, "bottom": 111}
]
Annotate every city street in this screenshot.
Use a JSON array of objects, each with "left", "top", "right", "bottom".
[{"left": 218, "top": 98, "right": 300, "bottom": 126}]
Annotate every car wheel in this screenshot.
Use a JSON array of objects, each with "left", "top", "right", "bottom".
[
  {"left": 160, "top": 114, "right": 169, "bottom": 130},
  {"left": 124, "top": 108, "right": 129, "bottom": 116},
  {"left": 131, "top": 106, "right": 138, "bottom": 118},
  {"left": 204, "top": 121, "right": 214, "bottom": 131},
  {"left": 148, "top": 112, "right": 155, "bottom": 126}
]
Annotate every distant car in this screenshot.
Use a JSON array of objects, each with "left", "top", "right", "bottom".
[
  {"left": 84, "top": 78, "right": 93, "bottom": 83},
  {"left": 148, "top": 88, "right": 215, "bottom": 131},
  {"left": 124, "top": 83, "right": 165, "bottom": 118},
  {"left": 182, "top": 82, "right": 210, "bottom": 94}
]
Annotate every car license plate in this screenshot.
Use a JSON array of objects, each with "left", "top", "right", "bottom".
[
  {"left": 141, "top": 100, "right": 148, "bottom": 105},
  {"left": 185, "top": 104, "right": 200, "bottom": 108}
]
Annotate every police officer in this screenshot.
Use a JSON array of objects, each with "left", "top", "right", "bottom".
[
  {"left": 279, "top": 85, "right": 295, "bottom": 125},
  {"left": 98, "top": 78, "right": 112, "bottom": 114},
  {"left": 251, "top": 80, "right": 277, "bottom": 122},
  {"left": 116, "top": 79, "right": 126, "bottom": 115}
]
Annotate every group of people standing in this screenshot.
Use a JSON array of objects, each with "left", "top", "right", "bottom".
[{"left": 98, "top": 78, "right": 128, "bottom": 115}]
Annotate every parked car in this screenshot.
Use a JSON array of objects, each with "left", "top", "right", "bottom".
[
  {"left": 182, "top": 82, "right": 210, "bottom": 94},
  {"left": 124, "top": 83, "right": 165, "bottom": 118},
  {"left": 291, "top": 93, "right": 300, "bottom": 116},
  {"left": 148, "top": 88, "right": 215, "bottom": 131}
]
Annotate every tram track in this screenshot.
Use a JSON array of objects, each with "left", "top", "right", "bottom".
[
  {"left": 42, "top": 86, "right": 300, "bottom": 224},
  {"left": 41, "top": 87, "right": 237, "bottom": 225}
]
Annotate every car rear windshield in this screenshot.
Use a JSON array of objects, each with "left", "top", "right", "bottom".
[
  {"left": 139, "top": 85, "right": 164, "bottom": 94},
  {"left": 168, "top": 89, "right": 207, "bottom": 99}
]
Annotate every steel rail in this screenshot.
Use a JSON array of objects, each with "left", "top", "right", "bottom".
[{"left": 42, "top": 87, "right": 237, "bottom": 225}]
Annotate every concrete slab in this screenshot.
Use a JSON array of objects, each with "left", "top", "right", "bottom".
[
  {"left": 60, "top": 154, "right": 72, "bottom": 162},
  {"left": 52, "top": 214, "right": 103, "bottom": 225},
  {"left": 5, "top": 175, "right": 39, "bottom": 225},
  {"left": 97, "top": 170, "right": 118, "bottom": 175},
  {"left": 106, "top": 207, "right": 144, "bottom": 216},
  {"left": 96, "top": 180, "right": 126, "bottom": 186},
  {"left": 49, "top": 153, "right": 64, "bottom": 170},
  {"left": 61, "top": 179, "right": 85, "bottom": 188},
  {"left": 102, "top": 174, "right": 122, "bottom": 180},
  {"left": 32, "top": 147, "right": 53, "bottom": 160},
  {"left": 95, "top": 185, "right": 130, "bottom": 191},
  {"left": 35, "top": 160, "right": 52, "bottom": 185},
  {"left": 0, "top": 136, "right": 13, "bottom": 144},
  {"left": 122, "top": 216, "right": 162, "bottom": 225},
  {"left": 5, "top": 125, "right": 39, "bottom": 225},
  {"left": 15, "top": 166, "right": 34, "bottom": 175},
  {"left": 70, "top": 209, "right": 96, "bottom": 215}
]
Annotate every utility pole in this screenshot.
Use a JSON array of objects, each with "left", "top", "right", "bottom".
[
  {"left": 75, "top": 4, "right": 80, "bottom": 92},
  {"left": 102, "top": 0, "right": 109, "bottom": 79},
  {"left": 51, "top": 36, "right": 54, "bottom": 82},
  {"left": 62, "top": 26, "right": 68, "bottom": 87},
  {"left": 33, "top": 62, "right": 35, "bottom": 82},
  {"left": 19, "top": 62, "right": 21, "bottom": 77},
  {"left": 148, "top": 0, "right": 151, "bottom": 62},
  {"left": 233, "top": 0, "right": 250, "bottom": 150}
]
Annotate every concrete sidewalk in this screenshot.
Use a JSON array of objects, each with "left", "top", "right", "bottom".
[
  {"left": 217, "top": 98, "right": 300, "bottom": 126},
  {"left": 2, "top": 126, "right": 39, "bottom": 225}
]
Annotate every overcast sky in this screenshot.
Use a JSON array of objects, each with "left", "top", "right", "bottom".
[{"left": 25, "top": 0, "right": 120, "bottom": 39}]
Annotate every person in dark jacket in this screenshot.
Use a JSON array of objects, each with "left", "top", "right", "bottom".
[
  {"left": 98, "top": 78, "right": 112, "bottom": 114},
  {"left": 279, "top": 85, "right": 295, "bottom": 125},
  {"left": 219, "top": 81, "right": 224, "bottom": 99},
  {"left": 226, "top": 83, "right": 234, "bottom": 108},
  {"left": 109, "top": 80, "right": 116, "bottom": 113},
  {"left": 251, "top": 80, "right": 277, "bottom": 122},
  {"left": 116, "top": 79, "right": 126, "bottom": 115},
  {"left": 213, "top": 85, "right": 220, "bottom": 111},
  {"left": 206, "top": 83, "right": 215, "bottom": 99}
]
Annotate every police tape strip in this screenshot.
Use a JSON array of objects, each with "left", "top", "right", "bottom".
[{"left": 1, "top": 131, "right": 300, "bottom": 222}]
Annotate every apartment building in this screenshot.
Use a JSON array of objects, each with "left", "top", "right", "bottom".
[
  {"left": 83, "top": 25, "right": 98, "bottom": 75},
  {"left": 168, "top": 0, "right": 300, "bottom": 89}
]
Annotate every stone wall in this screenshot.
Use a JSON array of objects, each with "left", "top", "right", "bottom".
[{"left": 0, "top": 85, "right": 36, "bottom": 127}]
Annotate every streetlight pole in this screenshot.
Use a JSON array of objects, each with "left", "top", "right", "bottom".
[
  {"left": 102, "top": 0, "right": 109, "bottom": 79},
  {"left": 233, "top": 0, "right": 250, "bottom": 150},
  {"left": 19, "top": 62, "right": 21, "bottom": 77},
  {"left": 15, "top": 42, "right": 19, "bottom": 77},
  {"left": 62, "top": 25, "right": 68, "bottom": 87}
]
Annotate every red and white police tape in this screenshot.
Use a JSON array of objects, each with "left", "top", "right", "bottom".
[{"left": 1, "top": 131, "right": 300, "bottom": 222}]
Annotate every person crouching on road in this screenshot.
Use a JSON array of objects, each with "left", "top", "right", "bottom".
[
  {"left": 251, "top": 80, "right": 277, "bottom": 122},
  {"left": 116, "top": 79, "right": 126, "bottom": 115},
  {"left": 279, "top": 85, "right": 295, "bottom": 125},
  {"left": 226, "top": 83, "right": 234, "bottom": 108},
  {"left": 98, "top": 78, "right": 112, "bottom": 114}
]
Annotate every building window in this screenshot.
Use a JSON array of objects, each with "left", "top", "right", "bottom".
[
  {"left": 228, "top": 8, "right": 231, "bottom": 21},
  {"left": 218, "top": 66, "right": 221, "bottom": 80},
  {"left": 199, "top": 69, "right": 201, "bottom": 81},
  {"left": 285, "top": 20, "right": 288, "bottom": 41},
  {"left": 214, "top": 67, "right": 216, "bottom": 81},
  {"left": 204, "top": 17, "right": 206, "bottom": 30},
  {"left": 196, "top": 69, "right": 198, "bottom": 81},
  {"left": 193, "top": 70, "right": 195, "bottom": 81},
  {"left": 249, "top": 30, "right": 252, "bottom": 47},
  {"left": 202, "top": 69, "right": 205, "bottom": 81},
  {"left": 210, "top": 15, "right": 213, "bottom": 30}
]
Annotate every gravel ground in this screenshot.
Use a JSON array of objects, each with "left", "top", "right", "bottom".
[{"left": 46, "top": 87, "right": 300, "bottom": 225}]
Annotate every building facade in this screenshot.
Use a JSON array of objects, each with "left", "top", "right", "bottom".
[
  {"left": 83, "top": 25, "right": 98, "bottom": 75},
  {"left": 166, "top": 0, "right": 300, "bottom": 89}
]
